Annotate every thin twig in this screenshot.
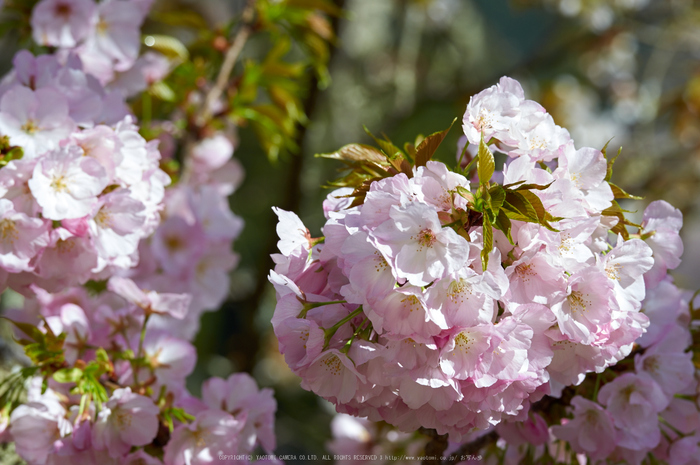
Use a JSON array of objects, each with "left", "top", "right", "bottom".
[{"left": 195, "top": 1, "right": 256, "bottom": 127}]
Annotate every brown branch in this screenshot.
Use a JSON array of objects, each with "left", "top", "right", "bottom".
[
  {"left": 195, "top": 1, "right": 256, "bottom": 128},
  {"left": 231, "top": 0, "right": 347, "bottom": 374},
  {"left": 420, "top": 428, "right": 450, "bottom": 465},
  {"left": 443, "top": 431, "right": 499, "bottom": 464}
]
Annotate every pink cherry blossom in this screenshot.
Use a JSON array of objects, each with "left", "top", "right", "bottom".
[
  {"left": 641, "top": 200, "right": 684, "bottom": 288},
  {"left": 92, "top": 387, "right": 160, "bottom": 457},
  {"left": 370, "top": 201, "right": 469, "bottom": 287},
  {"left": 109, "top": 276, "right": 190, "bottom": 319},
  {"left": 201, "top": 373, "right": 277, "bottom": 453},
  {"left": 9, "top": 400, "right": 72, "bottom": 465},
  {"left": 28, "top": 146, "right": 107, "bottom": 220},
  {"left": 598, "top": 372, "right": 669, "bottom": 450},
  {"left": 0, "top": 198, "right": 49, "bottom": 272},
  {"left": 550, "top": 266, "right": 616, "bottom": 344},
  {"left": 551, "top": 396, "right": 617, "bottom": 460},
  {"left": 163, "top": 409, "right": 245, "bottom": 465},
  {"left": 462, "top": 76, "right": 524, "bottom": 147},
  {"left": 31, "top": 0, "right": 97, "bottom": 48},
  {"left": 0, "top": 86, "right": 74, "bottom": 159}
]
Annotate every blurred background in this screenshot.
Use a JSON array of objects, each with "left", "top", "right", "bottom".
[{"left": 3, "top": 0, "right": 700, "bottom": 461}]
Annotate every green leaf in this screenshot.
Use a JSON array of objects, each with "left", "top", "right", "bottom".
[
  {"left": 609, "top": 182, "right": 643, "bottom": 200},
  {"left": 143, "top": 34, "right": 189, "bottom": 61},
  {"left": 518, "top": 190, "right": 546, "bottom": 221},
  {"left": 151, "top": 10, "right": 209, "bottom": 29},
  {"left": 602, "top": 201, "right": 641, "bottom": 240},
  {"left": 403, "top": 142, "right": 416, "bottom": 162},
  {"left": 149, "top": 81, "right": 176, "bottom": 102},
  {"left": 316, "top": 143, "right": 388, "bottom": 165},
  {"left": 488, "top": 185, "right": 506, "bottom": 213},
  {"left": 503, "top": 192, "right": 538, "bottom": 222},
  {"left": 481, "top": 213, "right": 493, "bottom": 272},
  {"left": 284, "top": 0, "right": 344, "bottom": 16},
  {"left": 455, "top": 186, "right": 474, "bottom": 204},
  {"left": 605, "top": 146, "right": 622, "bottom": 182},
  {"left": 362, "top": 127, "right": 408, "bottom": 174},
  {"left": 53, "top": 368, "right": 83, "bottom": 384},
  {"left": 376, "top": 138, "right": 404, "bottom": 160},
  {"left": 477, "top": 134, "right": 495, "bottom": 186},
  {"left": 508, "top": 181, "right": 554, "bottom": 191},
  {"left": 95, "top": 348, "right": 110, "bottom": 364},
  {"left": 2, "top": 317, "right": 45, "bottom": 344},
  {"left": 0, "top": 146, "right": 24, "bottom": 166},
  {"left": 494, "top": 209, "right": 514, "bottom": 244},
  {"left": 414, "top": 118, "right": 456, "bottom": 168}
]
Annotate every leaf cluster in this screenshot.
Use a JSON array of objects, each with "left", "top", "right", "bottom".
[
  {"left": 316, "top": 118, "right": 458, "bottom": 207},
  {"left": 140, "top": 0, "right": 341, "bottom": 162},
  {"left": 599, "top": 143, "right": 644, "bottom": 240},
  {"left": 0, "top": 136, "right": 24, "bottom": 167},
  {"left": 318, "top": 125, "right": 559, "bottom": 271},
  {"left": 456, "top": 135, "right": 559, "bottom": 270}
]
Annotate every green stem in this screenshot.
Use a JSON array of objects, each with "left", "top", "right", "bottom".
[
  {"left": 462, "top": 152, "right": 479, "bottom": 177},
  {"left": 659, "top": 416, "right": 686, "bottom": 438},
  {"left": 297, "top": 300, "right": 346, "bottom": 319},
  {"left": 142, "top": 91, "right": 152, "bottom": 126},
  {"left": 133, "top": 314, "right": 150, "bottom": 386},
  {"left": 323, "top": 307, "right": 363, "bottom": 349},
  {"left": 341, "top": 317, "right": 369, "bottom": 354},
  {"left": 456, "top": 140, "right": 470, "bottom": 172}
]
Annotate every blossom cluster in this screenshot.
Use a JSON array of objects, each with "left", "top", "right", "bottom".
[
  {"left": 269, "top": 77, "right": 685, "bottom": 440},
  {"left": 128, "top": 133, "right": 245, "bottom": 340},
  {"left": 0, "top": 47, "right": 168, "bottom": 293},
  {"left": 485, "top": 278, "right": 697, "bottom": 464},
  {"left": 31, "top": 0, "right": 157, "bottom": 86},
  {"left": 0, "top": 1, "right": 274, "bottom": 464},
  {"left": 2, "top": 280, "right": 276, "bottom": 465},
  {"left": 324, "top": 212, "right": 694, "bottom": 464}
]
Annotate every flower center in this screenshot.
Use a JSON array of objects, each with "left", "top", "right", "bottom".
[
  {"left": 50, "top": 175, "right": 69, "bottom": 193},
  {"left": 606, "top": 262, "right": 622, "bottom": 281},
  {"left": 400, "top": 295, "right": 422, "bottom": 313},
  {"left": 529, "top": 136, "right": 547, "bottom": 150},
  {"left": 56, "top": 238, "right": 76, "bottom": 253},
  {"left": 95, "top": 209, "right": 113, "bottom": 229},
  {"left": 192, "top": 429, "right": 207, "bottom": 448},
  {"left": 454, "top": 332, "right": 474, "bottom": 353},
  {"left": 567, "top": 290, "right": 590, "bottom": 314},
  {"left": 643, "top": 355, "right": 660, "bottom": 374},
  {"left": 584, "top": 410, "right": 599, "bottom": 426},
  {"left": 559, "top": 233, "right": 573, "bottom": 253},
  {"left": 165, "top": 235, "right": 185, "bottom": 252},
  {"left": 320, "top": 354, "right": 342, "bottom": 376},
  {"left": 114, "top": 409, "right": 132, "bottom": 429},
  {"left": 21, "top": 119, "right": 40, "bottom": 134},
  {"left": 515, "top": 263, "right": 534, "bottom": 281},
  {"left": 570, "top": 172, "right": 582, "bottom": 188},
  {"left": 448, "top": 279, "right": 472, "bottom": 304},
  {"left": 0, "top": 219, "right": 18, "bottom": 244},
  {"left": 417, "top": 228, "right": 436, "bottom": 248},
  {"left": 373, "top": 251, "right": 389, "bottom": 272},
  {"left": 55, "top": 2, "right": 72, "bottom": 17},
  {"left": 97, "top": 18, "right": 109, "bottom": 35},
  {"left": 475, "top": 109, "right": 494, "bottom": 131}
]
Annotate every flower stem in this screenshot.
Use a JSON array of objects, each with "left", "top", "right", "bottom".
[
  {"left": 323, "top": 307, "right": 363, "bottom": 348},
  {"left": 297, "top": 300, "right": 346, "bottom": 319}
]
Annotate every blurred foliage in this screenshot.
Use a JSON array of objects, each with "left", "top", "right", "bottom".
[{"left": 136, "top": 0, "right": 341, "bottom": 162}]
